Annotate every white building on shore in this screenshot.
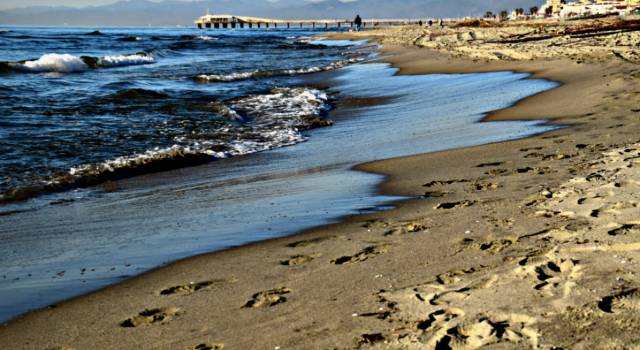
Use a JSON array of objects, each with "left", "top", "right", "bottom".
[{"left": 539, "top": 0, "right": 640, "bottom": 17}]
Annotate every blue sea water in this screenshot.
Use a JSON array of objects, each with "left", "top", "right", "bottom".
[
  {"left": 0, "top": 26, "right": 559, "bottom": 323},
  {"left": 0, "top": 27, "right": 369, "bottom": 202}
]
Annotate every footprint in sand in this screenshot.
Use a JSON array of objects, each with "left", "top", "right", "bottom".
[
  {"left": 423, "top": 179, "right": 469, "bottom": 187},
  {"left": 484, "top": 168, "right": 512, "bottom": 176},
  {"left": 542, "top": 153, "right": 572, "bottom": 161},
  {"left": 436, "top": 267, "right": 483, "bottom": 286},
  {"left": 476, "top": 161, "right": 504, "bottom": 168},
  {"left": 280, "top": 253, "right": 320, "bottom": 266},
  {"left": 470, "top": 182, "right": 499, "bottom": 191},
  {"left": 524, "top": 152, "right": 545, "bottom": 159},
  {"left": 362, "top": 219, "right": 390, "bottom": 229},
  {"left": 332, "top": 244, "right": 389, "bottom": 265},
  {"left": 186, "top": 343, "right": 224, "bottom": 350},
  {"left": 424, "top": 190, "right": 451, "bottom": 198},
  {"left": 599, "top": 289, "right": 640, "bottom": 313},
  {"left": 384, "top": 222, "right": 425, "bottom": 236},
  {"left": 286, "top": 235, "right": 341, "bottom": 248},
  {"left": 520, "top": 146, "right": 544, "bottom": 152},
  {"left": 515, "top": 255, "right": 581, "bottom": 298},
  {"left": 358, "top": 333, "right": 386, "bottom": 346},
  {"left": 459, "top": 238, "right": 513, "bottom": 255},
  {"left": 160, "top": 280, "right": 225, "bottom": 296},
  {"left": 435, "top": 200, "right": 477, "bottom": 210},
  {"left": 243, "top": 287, "right": 291, "bottom": 308},
  {"left": 608, "top": 223, "right": 640, "bottom": 236},
  {"left": 121, "top": 307, "right": 180, "bottom": 327},
  {"left": 424, "top": 314, "right": 539, "bottom": 350}
]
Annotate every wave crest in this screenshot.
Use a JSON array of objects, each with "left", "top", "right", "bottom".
[
  {"left": 6, "top": 52, "right": 155, "bottom": 73},
  {"left": 99, "top": 54, "right": 155, "bottom": 67},
  {"left": 13, "top": 53, "right": 89, "bottom": 73},
  {"left": 195, "top": 58, "right": 364, "bottom": 83}
]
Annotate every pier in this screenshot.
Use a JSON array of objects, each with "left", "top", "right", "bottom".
[{"left": 195, "top": 14, "right": 429, "bottom": 29}]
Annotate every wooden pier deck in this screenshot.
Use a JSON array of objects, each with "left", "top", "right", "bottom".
[{"left": 195, "top": 14, "right": 430, "bottom": 29}]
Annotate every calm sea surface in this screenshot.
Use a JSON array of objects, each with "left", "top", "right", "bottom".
[{"left": 0, "top": 26, "right": 558, "bottom": 322}]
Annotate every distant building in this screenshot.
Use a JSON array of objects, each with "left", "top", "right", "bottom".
[
  {"left": 539, "top": 0, "right": 640, "bottom": 17},
  {"left": 539, "top": 0, "right": 567, "bottom": 16}
]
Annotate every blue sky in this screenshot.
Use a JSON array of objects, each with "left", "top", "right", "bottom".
[{"left": 0, "top": 0, "right": 357, "bottom": 11}]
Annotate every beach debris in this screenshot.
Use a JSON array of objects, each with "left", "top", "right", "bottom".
[{"left": 243, "top": 287, "right": 291, "bottom": 308}]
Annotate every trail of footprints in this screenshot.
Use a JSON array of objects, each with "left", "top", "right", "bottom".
[
  {"left": 355, "top": 142, "right": 640, "bottom": 348},
  {"left": 118, "top": 142, "right": 640, "bottom": 348}
]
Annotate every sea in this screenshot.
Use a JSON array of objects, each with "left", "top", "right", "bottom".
[{"left": 0, "top": 26, "right": 559, "bottom": 323}]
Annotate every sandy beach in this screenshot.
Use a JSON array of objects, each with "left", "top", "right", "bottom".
[{"left": 2, "top": 16, "right": 640, "bottom": 349}]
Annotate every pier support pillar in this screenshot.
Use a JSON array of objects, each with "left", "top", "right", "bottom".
[
  {"left": 257, "top": 23, "right": 261, "bottom": 28},
  {"left": 274, "top": 23, "right": 277, "bottom": 28},
  {"left": 223, "top": 23, "right": 228, "bottom": 29},
  {"left": 197, "top": 23, "right": 202, "bottom": 29},
  {"left": 240, "top": 23, "right": 244, "bottom": 29},
  {"left": 325, "top": 23, "right": 328, "bottom": 29},
  {"left": 207, "top": 22, "right": 212, "bottom": 28},
  {"left": 300, "top": 23, "right": 303, "bottom": 28},
  {"left": 287, "top": 23, "right": 290, "bottom": 28},
  {"left": 249, "top": 23, "right": 252, "bottom": 28},
  {"left": 266, "top": 23, "right": 269, "bottom": 28},
  {"left": 312, "top": 22, "right": 315, "bottom": 29},
  {"left": 231, "top": 22, "right": 236, "bottom": 29}
]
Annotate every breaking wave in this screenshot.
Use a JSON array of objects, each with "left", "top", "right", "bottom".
[
  {"left": 0, "top": 87, "right": 333, "bottom": 203},
  {"left": 99, "top": 54, "right": 155, "bottom": 67},
  {"left": 12, "top": 53, "right": 90, "bottom": 73},
  {"left": 5, "top": 52, "right": 155, "bottom": 73},
  {"left": 195, "top": 57, "right": 365, "bottom": 83}
]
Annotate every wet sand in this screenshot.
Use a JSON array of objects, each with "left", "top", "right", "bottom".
[{"left": 2, "top": 18, "right": 640, "bottom": 349}]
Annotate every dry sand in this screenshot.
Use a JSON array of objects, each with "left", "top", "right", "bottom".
[{"left": 2, "top": 17, "right": 640, "bottom": 349}]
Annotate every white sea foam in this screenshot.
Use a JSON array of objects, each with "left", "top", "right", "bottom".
[
  {"left": 99, "top": 54, "right": 155, "bottom": 67},
  {"left": 64, "top": 88, "right": 331, "bottom": 182},
  {"left": 14, "top": 53, "right": 89, "bottom": 73},
  {"left": 195, "top": 35, "right": 216, "bottom": 41},
  {"left": 195, "top": 57, "right": 365, "bottom": 83},
  {"left": 196, "top": 71, "right": 258, "bottom": 82}
]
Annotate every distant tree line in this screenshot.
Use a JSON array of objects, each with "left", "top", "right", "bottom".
[{"left": 483, "top": 5, "right": 541, "bottom": 20}]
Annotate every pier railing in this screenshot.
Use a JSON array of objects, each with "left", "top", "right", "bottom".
[{"left": 195, "top": 15, "right": 430, "bottom": 29}]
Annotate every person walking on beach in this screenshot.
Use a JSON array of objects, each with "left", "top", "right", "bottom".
[{"left": 354, "top": 14, "right": 363, "bottom": 31}]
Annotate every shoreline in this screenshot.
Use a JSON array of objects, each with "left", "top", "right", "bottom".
[{"left": 2, "top": 21, "right": 640, "bottom": 349}]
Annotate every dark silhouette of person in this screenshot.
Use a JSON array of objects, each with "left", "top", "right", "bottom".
[{"left": 354, "top": 14, "right": 363, "bottom": 31}]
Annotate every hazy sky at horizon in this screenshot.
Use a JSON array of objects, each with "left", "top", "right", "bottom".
[
  {"left": 0, "top": 0, "right": 354, "bottom": 11},
  {"left": 0, "top": 0, "right": 190, "bottom": 10}
]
